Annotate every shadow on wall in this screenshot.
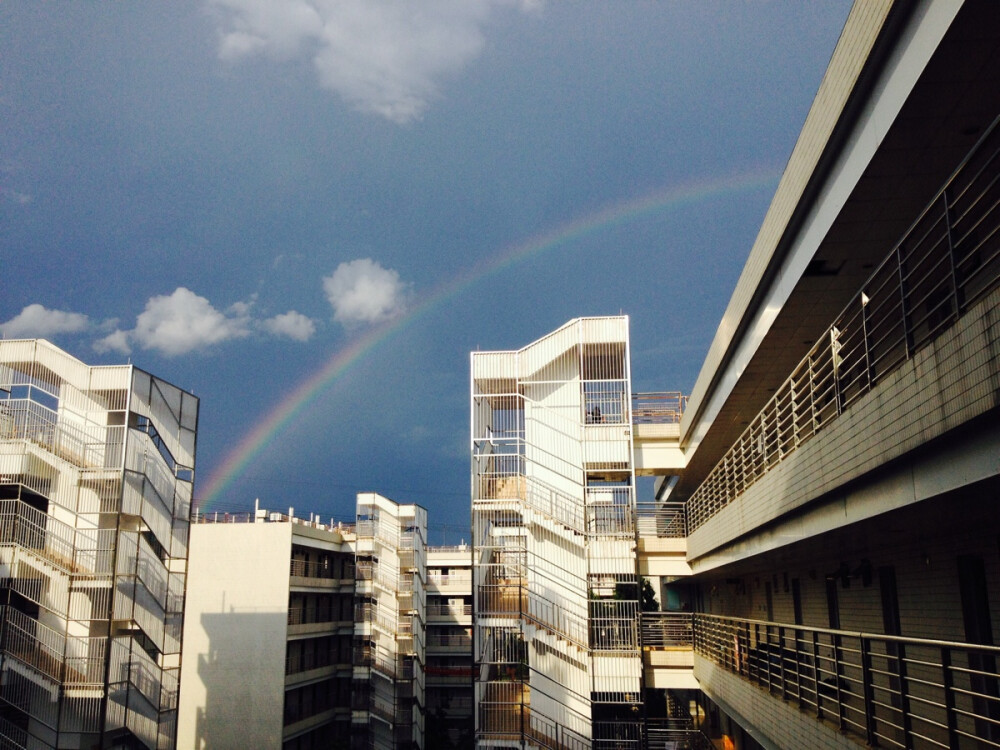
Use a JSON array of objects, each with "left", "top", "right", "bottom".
[{"left": 193, "top": 609, "right": 289, "bottom": 749}]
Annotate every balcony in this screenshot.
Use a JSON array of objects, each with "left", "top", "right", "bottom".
[
  {"left": 635, "top": 502, "right": 690, "bottom": 578},
  {"left": 289, "top": 559, "right": 342, "bottom": 590},
  {"left": 641, "top": 612, "right": 697, "bottom": 691},
  {"left": 426, "top": 603, "right": 472, "bottom": 624},
  {"left": 631, "top": 392, "right": 686, "bottom": 476},
  {"left": 425, "top": 633, "right": 472, "bottom": 654},
  {"left": 695, "top": 613, "right": 1000, "bottom": 749},
  {"left": 287, "top": 606, "right": 340, "bottom": 636},
  {"left": 425, "top": 572, "right": 472, "bottom": 594}
]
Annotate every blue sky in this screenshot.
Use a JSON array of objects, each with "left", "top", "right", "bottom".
[{"left": 1, "top": 1, "right": 850, "bottom": 539}]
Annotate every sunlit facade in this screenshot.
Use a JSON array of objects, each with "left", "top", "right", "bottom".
[
  {"left": 352, "top": 493, "right": 427, "bottom": 750},
  {"left": 178, "top": 504, "right": 356, "bottom": 749},
  {"left": 471, "top": 317, "right": 644, "bottom": 747},
  {"left": 0, "top": 339, "right": 197, "bottom": 749},
  {"left": 471, "top": 3, "right": 1000, "bottom": 748}
]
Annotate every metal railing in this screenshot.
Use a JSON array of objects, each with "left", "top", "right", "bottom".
[
  {"left": 643, "top": 720, "right": 714, "bottom": 750},
  {"left": 287, "top": 606, "right": 339, "bottom": 626},
  {"left": 190, "top": 507, "right": 355, "bottom": 534},
  {"left": 635, "top": 502, "right": 686, "bottom": 539},
  {"left": 0, "top": 398, "right": 125, "bottom": 470},
  {"left": 632, "top": 392, "right": 687, "bottom": 425},
  {"left": 285, "top": 652, "right": 340, "bottom": 676},
  {"left": 641, "top": 612, "right": 694, "bottom": 648},
  {"left": 426, "top": 572, "right": 472, "bottom": 588},
  {"left": 689, "top": 114, "right": 1000, "bottom": 533},
  {"left": 695, "top": 613, "right": 1000, "bottom": 749},
  {"left": 426, "top": 633, "right": 472, "bottom": 649},
  {"left": 289, "top": 559, "right": 339, "bottom": 580},
  {"left": 426, "top": 603, "right": 472, "bottom": 617}
]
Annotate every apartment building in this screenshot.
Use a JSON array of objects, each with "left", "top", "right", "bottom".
[
  {"left": 674, "top": 1, "right": 1000, "bottom": 748},
  {"left": 424, "top": 545, "right": 474, "bottom": 749},
  {"left": 179, "top": 494, "right": 441, "bottom": 750},
  {"left": 0, "top": 339, "right": 197, "bottom": 750},
  {"left": 471, "top": 317, "right": 644, "bottom": 747},
  {"left": 352, "top": 493, "right": 427, "bottom": 750},
  {"left": 470, "top": 1, "right": 1000, "bottom": 748},
  {"left": 178, "top": 503, "right": 356, "bottom": 749}
]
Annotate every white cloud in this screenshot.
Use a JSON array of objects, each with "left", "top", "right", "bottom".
[
  {"left": 323, "top": 258, "right": 409, "bottom": 326},
  {"left": 1, "top": 304, "right": 89, "bottom": 339},
  {"left": 208, "top": 0, "right": 529, "bottom": 123},
  {"left": 262, "top": 311, "right": 316, "bottom": 341},
  {"left": 93, "top": 329, "right": 132, "bottom": 355},
  {"left": 99, "top": 288, "right": 250, "bottom": 357}
]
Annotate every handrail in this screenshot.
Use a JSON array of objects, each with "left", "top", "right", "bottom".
[
  {"left": 632, "top": 392, "right": 687, "bottom": 425},
  {"left": 641, "top": 612, "right": 694, "bottom": 648},
  {"left": 0, "top": 398, "right": 125, "bottom": 470},
  {"left": 0, "top": 498, "right": 117, "bottom": 576},
  {"left": 688, "top": 115, "right": 1000, "bottom": 533},
  {"left": 695, "top": 613, "right": 1000, "bottom": 749}
]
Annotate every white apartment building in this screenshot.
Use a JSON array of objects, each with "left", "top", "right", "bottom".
[
  {"left": 0, "top": 339, "right": 197, "bottom": 750},
  {"left": 352, "top": 493, "right": 427, "bottom": 750},
  {"left": 424, "top": 545, "right": 474, "bottom": 749},
  {"left": 672, "top": 1, "right": 1000, "bottom": 747},
  {"left": 178, "top": 504, "right": 356, "bottom": 749},
  {"left": 179, "top": 494, "right": 433, "bottom": 750},
  {"left": 471, "top": 317, "right": 644, "bottom": 747}
]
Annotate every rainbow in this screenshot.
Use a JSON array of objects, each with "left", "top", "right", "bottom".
[{"left": 196, "top": 168, "right": 778, "bottom": 508}]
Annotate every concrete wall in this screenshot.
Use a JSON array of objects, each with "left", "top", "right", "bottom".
[{"left": 178, "top": 522, "right": 293, "bottom": 749}]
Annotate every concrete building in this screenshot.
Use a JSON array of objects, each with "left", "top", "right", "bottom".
[
  {"left": 0, "top": 339, "right": 198, "bottom": 750},
  {"left": 424, "top": 545, "right": 474, "bottom": 749},
  {"left": 179, "top": 495, "right": 443, "bottom": 750},
  {"left": 178, "top": 503, "right": 355, "bottom": 749},
  {"left": 471, "top": 1, "right": 1000, "bottom": 748},
  {"left": 352, "top": 493, "right": 427, "bottom": 750},
  {"left": 471, "top": 317, "right": 644, "bottom": 747}
]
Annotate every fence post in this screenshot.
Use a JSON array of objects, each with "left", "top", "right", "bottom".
[
  {"left": 941, "top": 646, "right": 959, "bottom": 748},
  {"left": 861, "top": 636, "right": 877, "bottom": 746},
  {"left": 812, "top": 631, "right": 822, "bottom": 720}
]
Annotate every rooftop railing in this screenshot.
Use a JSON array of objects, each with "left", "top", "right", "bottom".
[
  {"left": 190, "top": 507, "right": 355, "bottom": 534},
  {"left": 688, "top": 114, "right": 1000, "bottom": 534},
  {"left": 696, "top": 613, "right": 1000, "bottom": 749}
]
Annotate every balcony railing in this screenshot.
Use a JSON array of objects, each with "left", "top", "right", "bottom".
[
  {"left": 426, "top": 572, "right": 472, "bottom": 588},
  {"left": 635, "top": 502, "right": 686, "bottom": 539},
  {"left": 695, "top": 613, "right": 1000, "bottom": 749},
  {"left": 287, "top": 606, "right": 339, "bottom": 626},
  {"left": 289, "top": 559, "right": 339, "bottom": 580},
  {"left": 427, "top": 603, "right": 472, "bottom": 618},
  {"left": 632, "top": 392, "right": 687, "bottom": 425},
  {"left": 641, "top": 612, "right": 694, "bottom": 648},
  {"left": 688, "top": 114, "right": 1000, "bottom": 533},
  {"left": 426, "top": 633, "right": 473, "bottom": 649}
]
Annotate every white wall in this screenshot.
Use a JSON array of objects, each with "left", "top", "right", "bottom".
[{"left": 178, "top": 522, "right": 293, "bottom": 749}]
